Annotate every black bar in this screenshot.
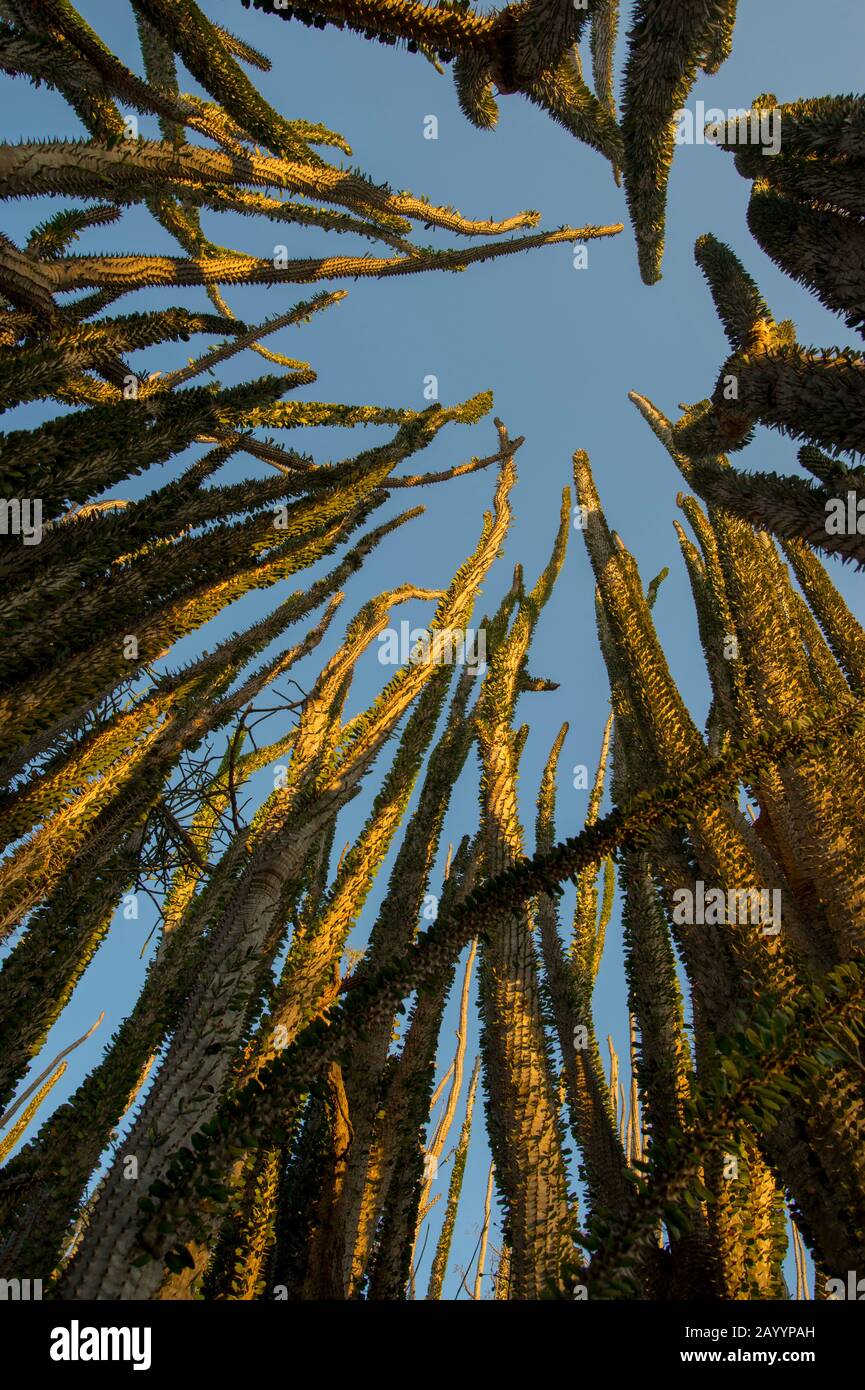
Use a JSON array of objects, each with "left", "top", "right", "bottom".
[{"left": 1, "top": 1296, "right": 856, "bottom": 1377}]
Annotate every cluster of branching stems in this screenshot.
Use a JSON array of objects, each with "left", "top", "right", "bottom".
[{"left": 1, "top": 0, "right": 863, "bottom": 1304}]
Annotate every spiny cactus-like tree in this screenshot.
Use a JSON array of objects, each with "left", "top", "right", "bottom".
[
  {"left": 645, "top": 92, "right": 865, "bottom": 562},
  {"left": 243, "top": 0, "right": 745, "bottom": 283},
  {"left": 3, "top": 0, "right": 865, "bottom": 1307},
  {"left": 534, "top": 713, "right": 629, "bottom": 1241},
  {"left": 32, "top": 618, "right": 859, "bottom": 1298},
  {"left": 716, "top": 95, "right": 865, "bottom": 335},
  {"left": 471, "top": 485, "right": 574, "bottom": 1299},
  {"left": 0, "top": 0, "right": 624, "bottom": 1301},
  {"left": 0, "top": 0, "right": 618, "bottom": 830},
  {"left": 426, "top": 1053, "right": 481, "bottom": 1300},
  {"left": 0, "top": 0, "right": 616, "bottom": 728},
  {"left": 571, "top": 446, "right": 865, "bottom": 1291},
  {"left": 2, "top": 448, "right": 512, "bottom": 1296},
  {"left": 4, "top": 425, "right": 863, "bottom": 1301}
]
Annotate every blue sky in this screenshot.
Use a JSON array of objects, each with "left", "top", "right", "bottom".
[{"left": 2, "top": 0, "right": 863, "bottom": 1300}]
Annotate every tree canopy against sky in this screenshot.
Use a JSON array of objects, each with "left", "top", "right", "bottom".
[{"left": 0, "top": 0, "right": 863, "bottom": 1303}]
